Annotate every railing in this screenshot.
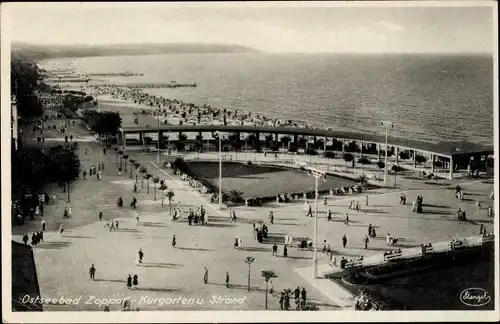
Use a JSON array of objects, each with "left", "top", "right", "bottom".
[{"left": 345, "top": 234, "right": 494, "bottom": 269}]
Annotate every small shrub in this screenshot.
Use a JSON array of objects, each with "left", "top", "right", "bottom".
[{"left": 357, "top": 156, "right": 371, "bottom": 165}]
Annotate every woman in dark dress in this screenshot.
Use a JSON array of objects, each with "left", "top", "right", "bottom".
[
  {"left": 127, "top": 275, "right": 132, "bottom": 289},
  {"left": 132, "top": 274, "right": 138, "bottom": 289}
]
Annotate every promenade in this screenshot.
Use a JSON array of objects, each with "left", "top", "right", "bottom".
[{"left": 13, "top": 117, "right": 495, "bottom": 311}]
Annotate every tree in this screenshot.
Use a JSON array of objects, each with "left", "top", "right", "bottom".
[
  {"left": 50, "top": 147, "right": 81, "bottom": 203},
  {"left": 133, "top": 162, "right": 141, "bottom": 184},
  {"left": 342, "top": 153, "right": 354, "bottom": 165},
  {"left": 357, "top": 175, "right": 368, "bottom": 185},
  {"left": 128, "top": 159, "right": 136, "bottom": 178},
  {"left": 399, "top": 151, "right": 410, "bottom": 160},
  {"left": 305, "top": 148, "right": 318, "bottom": 156},
  {"left": 118, "top": 150, "right": 124, "bottom": 169},
  {"left": 246, "top": 134, "right": 256, "bottom": 149},
  {"left": 153, "top": 176, "right": 160, "bottom": 200},
  {"left": 376, "top": 161, "right": 385, "bottom": 180},
  {"left": 113, "top": 147, "right": 119, "bottom": 165},
  {"left": 415, "top": 154, "right": 428, "bottom": 164},
  {"left": 159, "top": 180, "right": 168, "bottom": 207},
  {"left": 139, "top": 167, "right": 148, "bottom": 188},
  {"left": 11, "top": 55, "right": 44, "bottom": 118},
  {"left": 280, "top": 136, "right": 291, "bottom": 150},
  {"left": 261, "top": 270, "right": 278, "bottom": 310},
  {"left": 195, "top": 134, "right": 203, "bottom": 151},
  {"left": 122, "top": 154, "right": 129, "bottom": 173},
  {"left": 315, "top": 139, "right": 325, "bottom": 150},
  {"left": 145, "top": 173, "right": 153, "bottom": 194},
  {"left": 82, "top": 111, "right": 122, "bottom": 145},
  {"left": 357, "top": 156, "right": 371, "bottom": 165},
  {"left": 298, "top": 137, "right": 307, "bottom": 148},
  {"left": 264, "top": 134, "right": 274, "bottom": 148},
  {"left": 228, "top": 189, "right": 243, "bottom": 202},
  {"left": 244, "top": 257, "right": 255, "bottom": 292},
  {"left": 167, "top": 190, "right": 175, "bottom": 216},
  {"left": 176, "top": 133, "right": 188, "bottom": 152},
  {"left": 323, "top": 151, "right": 335, "bottom": 159}
]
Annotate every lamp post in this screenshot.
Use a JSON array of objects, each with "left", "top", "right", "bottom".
[
  {"left": 157, "top": 109, "right": 161, "bottom": 164},
  {"left": 215, "top": 131, "right": 224, "bottom": 210},
  {"left": 381, "top": 121, "right": 394, "bottom": 185},
  {"left": 308, "top": 167, "right": 326, "bottom": 279}
]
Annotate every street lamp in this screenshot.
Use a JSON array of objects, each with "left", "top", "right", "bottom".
[
  {"left": 214, "top": 131, "right": 224, "bottom": 210},
  {"left": 381, "top": 121, "right": 394, "bottom": 185},
  {"left": 307, "top": 167, "right": 326, "bottom": 279},
  {"left": 157, "top": 109, "right": 161, "bottom": 164}
]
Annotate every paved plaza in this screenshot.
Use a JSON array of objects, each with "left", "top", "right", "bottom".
[{"left": 12, "top": 121, "right": 494, "bottom": 311}]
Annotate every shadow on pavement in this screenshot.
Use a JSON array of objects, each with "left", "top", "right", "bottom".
[
  {"left": 176, "top": 247, "right": 214, "bottom": 252},
  {"left": 142, "top": 262, "right": 183, "bottom": 268},
  {"left": 94, "top": 279, "right": 127, "bottom": 283},
  {"left": 135, "top": 287, "right": 181, "bottom": 292},
  {"left": 37, "top": 241, "right": 74, "bottom": 249}
]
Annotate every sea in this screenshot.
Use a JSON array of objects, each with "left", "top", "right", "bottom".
[{"left": 40, "top": 53, "right": 494, "bottom": 146}]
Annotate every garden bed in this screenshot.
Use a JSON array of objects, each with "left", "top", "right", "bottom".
[{"left": 173, "top": 160, "right": 366, "bottom": 205}]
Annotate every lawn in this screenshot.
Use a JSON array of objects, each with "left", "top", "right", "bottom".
[{"left": 185, "top": 161, "right": 357, "bottom": 199}]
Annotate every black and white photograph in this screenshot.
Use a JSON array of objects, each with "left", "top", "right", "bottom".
[{"left": 1, "top": 1, "right": 498, "bottom": 323}]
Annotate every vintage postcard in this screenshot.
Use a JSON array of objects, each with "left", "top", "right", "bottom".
[{"left": 1, "top": 1, "right": 498, "bottom": 323}]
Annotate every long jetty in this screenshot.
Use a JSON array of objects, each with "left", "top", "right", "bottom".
[
  {"left": 122, "top": 82, "right": 197, "bottom": 89},
  {"left": 89, "top": 72, "right": 144, "bottom": 77}
]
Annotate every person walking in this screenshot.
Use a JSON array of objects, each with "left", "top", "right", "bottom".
[
  {"left": 365, "top": 195, "right": 369, "bottom": 206},
  {"left": 364, "top": 235, "right": 369, "bottom": 249},
  {"left": 89, "top": 264, "right": 96, "bottom": 280},
  {"left": 67, "top": 206, "right": 72, "bottom": 218},
  {"left": 132, "top": 274, "right": 139, "bottom": 289},
  {"left": 22, "top": 233, "right": 29, "bottom": 245},
  {"left": 279, "top": 292, "right": 284, "bottom": 310},
  {"left": 301, "top": 288, "right": 307, "bottom": 305},
  {"left": 59, "top": 224, "right": 64, "bottom": 235},
  {"left": 272, "top": 244, "right": 278, "bottom": 256},
  {"left": 52, "top": 193, "right": 57, "bottom": 204},
  {"left": 127, "top": 275, "right": 132, "bottom": 289},
  {"left": 327, "top": 209, "right": 332, "bottom": 221},
  {"left": 344, "top": 213, "right": 349, "bottom": 226},
  {"left": 172, "top": 235, "right": 176, "bottom": 248},
  {"left": 138, "top": 249, "right": 144, "bottom": 264},
  {"left": 306, "top": 204, "right": 313, "bottom": 217},
  {"left": 204, "top": 267, "right": 209, "bottom": 284},
  {"left": 133, "top": 183, "right": 138, "bottom": 193},
  {"left": 115, "top": 220, "right": 119, "bottom": 230},
  {"left": 225, "top": 271, "right": 230, "bottom": 288},
  {"left": 98, "top": 212, "right": 103, "bottom": 221},
  {"left": 283, "top": 244, "right": 288, "bottom": 258},
  {"left": 342, "top": 234, "right": 347, "bottom": 248},
  {"left": 41, "top": 219, "right": 46, "bottom": 231},
  {"left": 368, "top": 224, "right": 373, "bottom": 236},
  {"left": 329, "top": 252, "right": 336, "bottom": 267}
]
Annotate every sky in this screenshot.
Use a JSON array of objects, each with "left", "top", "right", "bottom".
[{"left": 5, "top": 2, "right": 496, "bottom": 54}]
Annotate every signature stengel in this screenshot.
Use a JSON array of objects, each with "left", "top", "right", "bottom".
[{"left": 460, "top": 288, "right": 491, "bottom": 307}]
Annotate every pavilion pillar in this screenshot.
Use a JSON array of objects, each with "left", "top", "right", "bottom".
[
  {"left": 341, "top": 140, "right": 345, "bottom": 155},
  {"left": 360, "top": 142, "right": 363, "bottom": 158},
  {"left": 122, "top": 132, "right": 126, "bottom": 150},
  {"left": 467, "top": 156, "right": 472, "bottom": 175},
  {"left": 377, "top": 144, "right": 381, "bottom": 162},
  {"left": 139, "top": 133, "right": 143, "bottom": 144},
  {"left": 274, "top": 132, "right": 279, "bottom": 145},
  {"left": 431, "top": 154, "right": 435, "bottom": 173},
  {"left": 395, "top": 147, "right": 399, "bottom": 166},
  {"left": 293, "top": 133, "right": 298, "bottom": 144},
  {"left": 413, "top": 150, "right": 417, "bottom": 168},
  {"left": 255, "top": 131, "right": 260, "bottom": 148},
  {"left": 449, "top": 156, "right": 454, "bottom": 180}
]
